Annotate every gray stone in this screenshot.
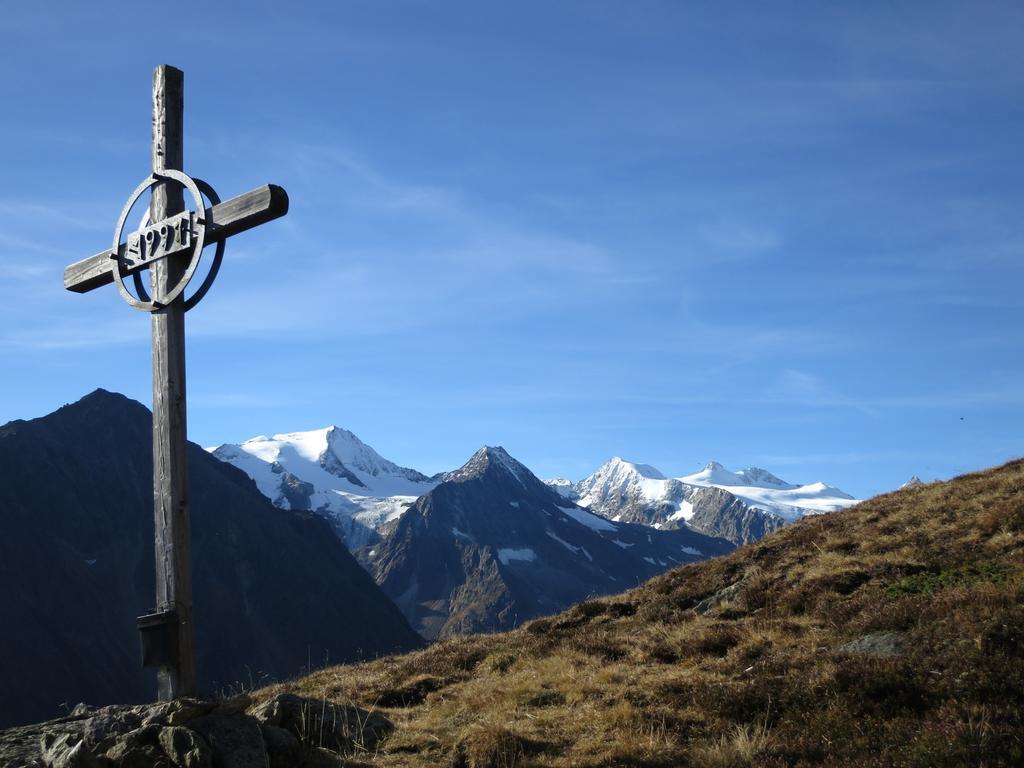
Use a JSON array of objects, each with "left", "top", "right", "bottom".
[
  {"left": 260, "top": 725, "right": 302, "bottom": 768},
  {"left": 104, "top": 739, "right": 163, "bottom": 768},
  {"left": 39, "top": 733, "right": 99, "bottom": 768},
  {"left": 83, "top": 709, "right": 144, "bottom": 752},
  {"left": 191, "top": 714, "right": 267, "bottom": 768},
  {"left": 209, "top": 695, "right": 251, "bottom": 718},
  {"left": 99, "top": 723, "right": 164, "bottom": 768},
  {"left": 1, "top": 719, "right": 83, "bottom": 768},
  {"left": 838, "top": 631, "right": 908, "bottom": 658},
  {"left": 273, "top": 464, "right": 316, "bottom": 511},
  {"left": 157, "top": 727, "right": 212, "bottom": 768},
  {"left": 693, "top": 579, "right": 744, "bottom": 615},
  {"left": 251, "top": 694, "right": 391, "bottom": 755},
  {"left": 141, "top": 700, "right": 216, "bottom": 728}
]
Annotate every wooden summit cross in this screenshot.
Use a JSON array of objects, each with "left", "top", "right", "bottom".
[{"left": 63, "top": 65, "right": 289, "bottom": 700}]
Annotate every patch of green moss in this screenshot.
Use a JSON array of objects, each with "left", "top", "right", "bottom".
[{"left": 885, "top": 562, "right": 1011, "bottom": 597}]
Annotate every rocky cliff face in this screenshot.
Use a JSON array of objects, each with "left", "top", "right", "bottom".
[
  {"left": 0, "top": 390, "right": 423, "bottom": 729},
  {"left": 581, "top": 481, "right": 785, "bottom": 545},
  {"left": 684, "top": 485, "right": 787, "bottom": 544}
]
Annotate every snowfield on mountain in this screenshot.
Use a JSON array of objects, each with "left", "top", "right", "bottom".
[
  {"left": 210, "top": 426, "right": 437, "bottom": 548},
  {"left": 559, "top": 457, "right": 861, "bottom": 546}
]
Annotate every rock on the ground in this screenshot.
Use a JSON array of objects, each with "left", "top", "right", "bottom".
[
  {"left": 693, "top": 579, "right": 745, "bottom": 615},
  {"left": 251, "top": 693, "right": 393, "bottom": 755},
  {"left": 190, "top": 714, "right": 265, "bottom": 768},
  {"left": 838, "top": 631, "right": 908, "bottom": 658},
  {"left": 158, "top": 726, "right": 213, "bottom": 768},
  {"left": 0, "top": 695, "right": 394, "bottom": 768},
  {"left": 39, "top": 733, "right": 99, "bottom": 768}
]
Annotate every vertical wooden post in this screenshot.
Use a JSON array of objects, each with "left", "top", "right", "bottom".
[{"left": 149, "top": 64, "right": 196, "bottom": 700}]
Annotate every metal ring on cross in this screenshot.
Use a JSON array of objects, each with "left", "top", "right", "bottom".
[
  {"left": 128, "top": 178, "right": 225, "bottom": 312},
  {"left": 111, "top": 169, "right": 214, "bottom": 313}
]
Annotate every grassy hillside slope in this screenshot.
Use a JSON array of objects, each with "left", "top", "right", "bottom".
[{"left": 256, "top": 459, "right": 1024, "bottom": 767}]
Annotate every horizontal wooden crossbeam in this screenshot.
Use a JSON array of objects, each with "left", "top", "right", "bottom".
[{"left": 64, "top": 184, "right": 289, "bottom": 294}]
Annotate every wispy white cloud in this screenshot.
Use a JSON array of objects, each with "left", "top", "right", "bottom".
[
  {"left": 0, "top": 321, "right": 147, "bottom": 351},
  {"left": 166, "top": 140, "right": 647, "bottom": 341},
  {"left": 0, "top": 232, "right": 72, "bottom": 258},
  {"left": 0, "top": 259, "right": 52, "bottom": 280},
  {"left": 753, "top": 449, "right": 940, "bottom": 467},
  {"left": 0, "top": 199, "right": 108, "bottom": 231},
  {"left": 698, "top": 218, "right": 781, "bottom": 261},
  {"left": 765, "top": 370, "right": 1024, "bottom": 412},
  {"left": 768, "top": 369, "right": 875, "bottom": 414},
  {"left": 868, "top": 387, "right": 1024, "bottom": 409}
]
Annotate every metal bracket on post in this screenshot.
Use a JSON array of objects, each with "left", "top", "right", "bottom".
[{"left": 136, "top": 609, "right": 180, "bottom": 669}]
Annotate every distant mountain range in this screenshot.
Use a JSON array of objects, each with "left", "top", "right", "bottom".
[
  {"left": 552, "top": 457, "right": 860, "bottom": 545},
  {"left": 212, "top": 425, "right": 864, "bottom": 639},
  {"left": 363, "top": 446, "right": 733, "bottom": 640},
  {"left": 213, "top": 429, "right": 861, "bottom": 550},
  {"left": 0, "top": 392, "right": 422, "bottom": 728},
  {"left": 0, "top": 394, "right": 871, "bottom": 727}
]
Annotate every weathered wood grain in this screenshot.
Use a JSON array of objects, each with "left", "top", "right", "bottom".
[
  {"left": 63, "top": 184, "right": 288, "bottom": 293},
  {"left": 149, "top": 64, "right": 196, "bottom": 701}
]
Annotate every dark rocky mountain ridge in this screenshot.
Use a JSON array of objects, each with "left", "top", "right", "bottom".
[
  {"left": 0, "top": 390, "right": 422, "bottom": 729},
  {"left": 366, "top": 446, "right": 734, "bottom": 640}
]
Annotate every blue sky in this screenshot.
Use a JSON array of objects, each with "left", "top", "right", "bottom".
[{"left": 1, "top": 2, "right": 1021, "bottom": 498}]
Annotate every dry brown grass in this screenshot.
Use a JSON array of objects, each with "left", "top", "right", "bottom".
[
  {"left": 692, "top": 722, "right": 773, "bottom": 768},
  {"left": 253, "top": 459, "right": 1024, "bottom": 766}
]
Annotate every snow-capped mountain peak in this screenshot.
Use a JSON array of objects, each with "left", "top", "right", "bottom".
[
  {"left": 609, "top": 456, "right": 666, "bottom": 480},
  {"left": 223, "top": 425, "right": 430, "bottom": 494},
  {"left": 683, "top": 461, "right": 798, "bottom": 491},
  {"left": 680, "top": 461, "right": 857, "bottom": 521},
  {"left": 371, "top": 445, "right": 734, "bottom": 641},
  {"left": 683, "top": 461, "right": 749, "bottom": 488},
  {"left": 445, "top": 446, "right": 539, "bottom": 490},
  {"left": 563, "top": 456, "right": 861, "bottom": 544},
  {"left": 210, "top": 426, "right": 437, "bottom": 549},
  {"left": 595, "top": 457, "right": 665, "bottom": 486},
  {"left": 735, "top": 467, "right": 795, "bottom": 489},
  {"left": 569, "top": 457, "right": 671, "bottom": 510},
  {"left": 324, "top": 425, "right": 429, "bottom": 481}
]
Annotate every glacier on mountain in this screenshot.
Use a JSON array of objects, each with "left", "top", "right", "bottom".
[
  {"left": 210, "top": 426, "right": 436, "bottom": 549},
  {"left": 679, "top": 461, "right": 857, "bottom": 521},
  {"left": 211, "top": 421, "right": 860, "bottom": 553},
  {"left": 562, "top": 457, "right": 861, "bottom": 545}
]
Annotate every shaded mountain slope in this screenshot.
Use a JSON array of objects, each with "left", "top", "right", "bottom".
[
  {"left": 254, "top": 457, "right": 1024, "bottom": 767},
  {"left": 0, "top": 390, "right": 422, "bottom": 728},
  {"left": 367, "top": 447, "right": 733, "bottom": 640}
]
